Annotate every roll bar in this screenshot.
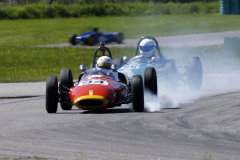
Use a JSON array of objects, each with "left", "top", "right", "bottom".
[{"left": 135, "top": 36, "right": 166, "bottom": 62}]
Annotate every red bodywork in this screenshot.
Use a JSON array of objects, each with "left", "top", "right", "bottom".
[{"left": 70, "top": 74, "right": 126, "bottom": 110}]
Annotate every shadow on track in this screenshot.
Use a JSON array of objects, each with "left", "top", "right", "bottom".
[
  {"left": 57, "top": 108, "right": 132, "bottom": 114},
  {"left": 82, "top": 108, "right": 132, "bottom": 114}
]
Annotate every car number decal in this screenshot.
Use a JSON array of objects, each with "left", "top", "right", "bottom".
[
  {"left": 120, "top": 64, "right": 139, "bottom": 69},
  {"left": 79, "top": 79, "right": 109, "bottom": 86},
  {"left": 90, "top": 75, "right": 103, "bottom": 78}
]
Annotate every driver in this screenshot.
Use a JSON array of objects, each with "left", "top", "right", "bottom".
[
  {"left": 139, "top": 39, "right": 155, "bottom": 58},
  {"left": 133, "top": 39, "right": 161, "bottom": 64},
  {"left": 96, "top": 56, "right": 112, "bottom": 69},
  {"left": 96, "top": 56, "right": 118, "bottom": 81},
  {"left": 78, "top": 56, "right": 127, "bottom": 83}
]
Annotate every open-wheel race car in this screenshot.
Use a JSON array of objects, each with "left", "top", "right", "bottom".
[
  {"left": 46, "top": 44, "right": 157, "bottom": 113},
  {"left": 115, "top": 36, "right": 203, "bottom": 91},
  {"left": 69, "top": 27, "right": 124, "bottom": 46}
]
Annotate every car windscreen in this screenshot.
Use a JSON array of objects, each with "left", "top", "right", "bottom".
[{"left": 82, "top": 69, "right": 113, "bottom": 80}]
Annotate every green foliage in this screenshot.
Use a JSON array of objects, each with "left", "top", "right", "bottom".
[
  {"left": 0, "top": 2, "right": 219, "bottom": 19},
  {"left": 0, "top": 0, "right": 219, "bottom": 5}
]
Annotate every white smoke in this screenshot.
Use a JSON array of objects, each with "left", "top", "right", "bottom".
[
  {"left": 144, "top": 70, "right": 240, "bottom": 112},
  {"left": 144, "top": 91, "right": 178, "bottom": 112},
  {"left": 143, "top": 44, "right": 240, "bottom": 112},
  {"left": 144, "top": 88, "right": 203, "bottom": 112}
]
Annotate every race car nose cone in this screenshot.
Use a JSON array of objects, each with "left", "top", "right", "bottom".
[{"left": 74, "top": 95, "right": 109, "bottom": 110}]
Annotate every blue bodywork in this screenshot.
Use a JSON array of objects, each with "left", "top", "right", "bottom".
[
  {"left": 70, "top": 29, "right": 123, "bottom": 46},
  {"left": 118, "top": 36, "right": 168, "bottom": 80},
  {"left": 118, "top": 58, "right": 155, "bottom": 78},
  {"left": 117, "top": 36, "right": 203, "bottom": 90},
  {"left": 78, "top": 31, "right": 116, "bottom": 44}
]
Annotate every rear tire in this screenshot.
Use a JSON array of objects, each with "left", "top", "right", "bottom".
[
  {"left": 144, "top": 67, "right": 158, "bottom": 95},
  {"left": 59, "top": 68, "right": 73, "bottom": 110},
  {"left": 46, "top": 76, "right": 58, "bottom": 113},
  {"left": 132, "top": 75, "right": 144, "bottom": 112},
  {"left": 69, "top": 34, "right": 77, "bottom": 45},
  {"left": 187, "top": 57, "right": 202, "bottom": 90}
]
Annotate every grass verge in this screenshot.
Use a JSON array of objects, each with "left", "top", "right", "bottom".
[
  {"left": 1, "top": 45, "right": 240, "bottom": 83},
  {"left": 0, "top": 15, "right": 240, "bottom": 46},
  {"left": 1, "top": 15, "right": 240, "bottom": 82},
  {"left": 0, "top": 47, "right": 135, "bottom": 82}
]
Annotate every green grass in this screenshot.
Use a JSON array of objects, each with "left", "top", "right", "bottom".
[
  {"left": 1, "top": 15, "right": 240, "bottom": 82},
  {"left": 0, "top": 47, "right": 135, "bottom": 82},
  {"left": 1, "top": 45, "right": 240, "bottom": 83},
  {"left": 0, "top": 15, "right": 240, "bottom": 46}
]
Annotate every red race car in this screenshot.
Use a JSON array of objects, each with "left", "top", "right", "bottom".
[{"left": 45, "top": 44, "right": 157, "bottom": 113}]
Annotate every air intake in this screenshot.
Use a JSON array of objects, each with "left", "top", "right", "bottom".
[{"left": 78, "top": 99, "right": 104, "bottom": 107}]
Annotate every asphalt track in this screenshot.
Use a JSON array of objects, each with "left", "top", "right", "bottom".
[{"left": 1, "top": 32, "right": 240, "bottom": 160}]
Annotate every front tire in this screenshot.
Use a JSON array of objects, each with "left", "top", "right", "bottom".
[
  {"left": 144, "top": 67, "right": 158, "bottom": 95},
  {"left": 46, "top": 76, "right": 58, "bottom": 113},
  {"left": 59, "top": 68, "right": 73, "bottom": 110},
  {"left": 116, "top": 32, "right": 123, "bottom": 44},
  {"left": 132, "top": 75, "right": 144, "bottom": 112}
]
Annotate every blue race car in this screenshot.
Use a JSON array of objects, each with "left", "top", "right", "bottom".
[
  {"left": 115, "top": 36, "right": 203, "bottom": 91},
  {"left": 69, "top": 27, "right": 124, "bottom": 46}
]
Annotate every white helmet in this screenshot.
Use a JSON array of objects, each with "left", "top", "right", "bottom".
[
  {"left": 139, "top": 39, "right": 155, "bottom": 58},
  {"left": 97, "top": 56, "right": 113, "bottom": 69}
]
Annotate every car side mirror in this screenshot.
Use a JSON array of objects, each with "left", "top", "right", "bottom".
[
  {"left": 111, "top": 64, "right": 118, "bottom": 72},
  {"left": 79, "top": 65, "right": 86, "bottom": 72},
  {"left": 123, "top": 56, "right": 129, "bottom": 63}
]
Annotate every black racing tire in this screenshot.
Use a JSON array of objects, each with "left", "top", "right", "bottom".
[
  {"left": 187, "top": 57, "right": 203, "bottom": 90},
  {"left": 46, "top": 75, "right": 58, "bottom": 113},
  {"left": 132, "top": 75, "right": 144, "bottom": 112},
  {"left": 59, "top": 68, "right": 73, "bottom": 110},
  {"left": 164, "top": 62, "right": 178, "bottom": 91},
  {"left": 69, "top": 34, "right": 78, "bottom": 46},
  {"left": 113, "top": 57, "right": 125, "bottom": 68},
  {"left": 116, "top": 32, "right": 124, "bottom": 44},
  {"left": 144, "top": 67, "right": 158, "bottom": 95},
  {"left": 86, "top": 35, "right": 96, "bottom": 46}
]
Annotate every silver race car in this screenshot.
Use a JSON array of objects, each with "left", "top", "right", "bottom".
[{"left": 115, "top": 36, "right": 203, "bottom": 91}]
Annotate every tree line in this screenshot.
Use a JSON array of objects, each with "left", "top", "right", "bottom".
[{"left": 0, "top": 0, "right": 218, "bottom": 6}]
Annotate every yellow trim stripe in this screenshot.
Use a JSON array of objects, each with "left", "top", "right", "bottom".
[{"left": 74, "top": 95, "right": 108, "bottom": 109}]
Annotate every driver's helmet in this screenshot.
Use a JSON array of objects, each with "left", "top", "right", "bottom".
[
  {"left": 96, "top": 56, "right": 113, "bottom": 69},
  {"left": 139, "top": 39, "right": 155, "bottom": 58},
  {"left": 92, "top": 27, "right": 99, "bottom": 33}
]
